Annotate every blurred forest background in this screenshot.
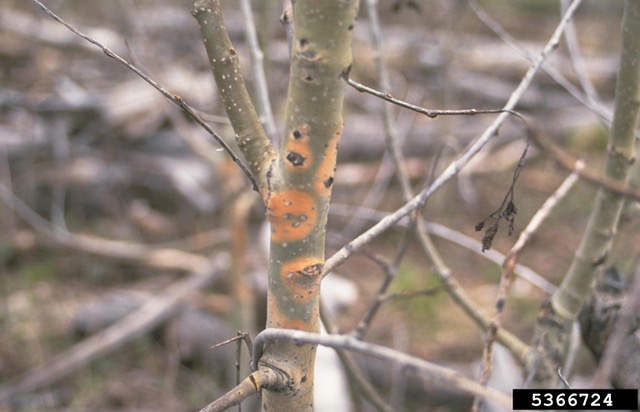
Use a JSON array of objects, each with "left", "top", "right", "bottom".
[{"left": 0, "top": 0, "right": 637, "bottom": 411}]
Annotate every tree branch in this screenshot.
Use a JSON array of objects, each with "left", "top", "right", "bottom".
[
  {"left": 251, "top": 329, "right": 512, "bottom": 410},
  {"left": 192, "top": 0, "right": 277, "bottom": 193},
  {"left": 256, "top": 1, "right": 360, "bottom": 409},
  {"left": 239, "top": 0, "right": 278, "bottom": 141},
  {"left": 198, "top": 369, "right": 285, "bottom": 412},
  {"left": 345, "top": 76, "right": 507, "bottom": 119}
]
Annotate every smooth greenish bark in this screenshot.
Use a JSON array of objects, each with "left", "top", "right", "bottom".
[
  {"left": 192, "top": 0, "right": 277, "bottom": 190},
  {"left": 260, "top": 1, "right": 359, "bottom": 410}
]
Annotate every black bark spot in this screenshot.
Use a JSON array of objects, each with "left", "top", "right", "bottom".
[
  {"left": 249, "top": 374, "right": 259, "bottom": 391},
  {"left": 324, "top": 176, "right": 334, "bottom": 188},
  {"left": 286, "top": 151, "right": 305, "bottom": 167},
  {"left": 301, "top": 264, "right": 323, "bottom": 278}
]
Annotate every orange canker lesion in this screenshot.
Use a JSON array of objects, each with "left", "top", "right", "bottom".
[
  {"left": 280, "top": 256, "right": 323, "bottom": 296},
  {"left": 313, "top": 124, "right": 343, "bottom": 197},
  {"left": 267, "top": 291, "right": 319, "bottom": 331},
  {"left": 266, "top": 190, "right": 318, "bottom": 242}
]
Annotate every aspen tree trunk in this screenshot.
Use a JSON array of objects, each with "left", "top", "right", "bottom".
[
  {"left": 194, "top": 0, "right": 359, "bottom": 409},
  {"left": 527, "top": 0, "right": 640, "bottom": 387},
  {"left": 261, "top": 2, "right": 359, "bottom": 409}
]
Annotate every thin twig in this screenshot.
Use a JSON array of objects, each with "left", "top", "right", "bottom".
[
  {"left": 362, "top": 0, "right": 413, "bottom": 201},
  {"left": 329, "top": 203, "right": 557, "bottom": 294},
  {"left": 239, "top": 0, "right": 278, "bottom": 141},
  {"left": 467, "top": 0, "right": 615, "bottom": 129},
  {"left": 235, "top": 334, "right": 243, "bottom": 412},
  {"left": 30, "top": 0, "right": 258, "bottom": 190},
  {"left": 558, "top": 367, "right": 572, "bottom": 389},
  {"left": 346, "top": 76, "right": 508, "bottom": 119},
  {"left": 475, "top": 139, "right": 530, "bottom": 252},
  {"left": 211, "top": 333, "right": 251, "bottom": 351},
  {"left": 512, "top": 161, "right": 583, "bottom": 255},
  {"left": 560, "top": 0, "right": 600, "bottom": 103}
]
